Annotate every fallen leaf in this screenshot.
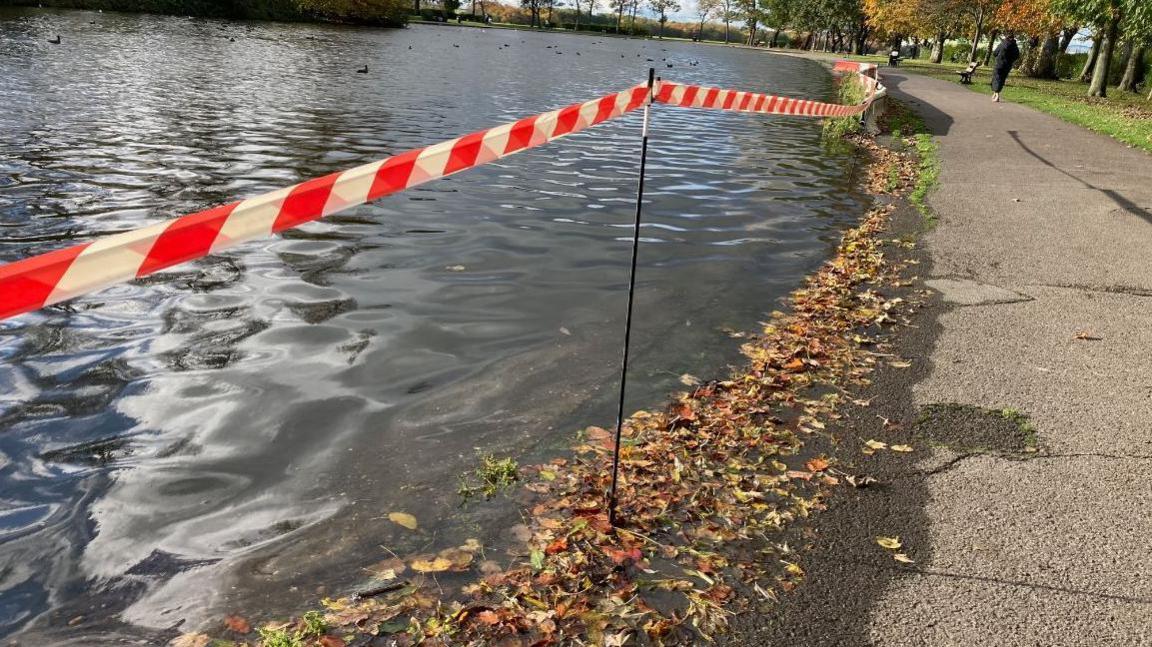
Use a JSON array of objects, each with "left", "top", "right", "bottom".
[
  {"left": 411, "top": 556, "right": 453, "bottom": 573},
  {"left": 438, "top": 547, "right": 475, "bottom": 569},
  {"left": 679, "top": 373, "right": 702, "bottom": 386},
  {"left": 169, "top": 634, "right": 210, "bottom": 647},
  {"left": 890, "top": 444, "right": 914, "bottom": 452},
  {"left": 876, "top": 536, "right": 902, "bottom": 550},
  {"left": 446, "top": 265, "right": 466, "bottom": 271},
  {"left": 888, "top": 360, "right": 912, "bottom": 368},
  {"left": 806, "top": 457, "right": 830, "bottom": 472},
  {"left": 1074, "top": 330, "right": 1102, "bottom": 341},
  {"left": 319, "top": 636, "right": 347, "bottom": 647},
  {"left": 845, "top": 474, "right": 878, "bottom": 488},
  {"left": 530, "top": 549, "right": 545, "bottom": 571},
  {"left": 476, "top": 610, "right": 501, "bottom": 626},
  {"left": 224, "top": 615, "right": 250, "bottom": 634},
  {"left": 864, "top": 439, "right": 888, "bottom": 450},
  {"left": 559, "top": 327, "right": 571, "bottom": 335},
  {"left": 893, "top": 553, "right": 915, "bottom": 563},
  {"left": 365, "top": 557, "right": 406, "bottom": 579},
  {"left": 671, "top": 402, "right": 697, "bottom": 422},
  {"left": 388, "top": 512, "right": 418, "bottom": 530}
]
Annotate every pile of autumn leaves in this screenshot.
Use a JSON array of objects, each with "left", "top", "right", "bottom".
[{"left": 201, "top": 137, "right": 915, "bottom": 647}]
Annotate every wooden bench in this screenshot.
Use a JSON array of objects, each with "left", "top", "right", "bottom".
[{"left": 957, "top": 61, "right": 980, "bottom": 84}]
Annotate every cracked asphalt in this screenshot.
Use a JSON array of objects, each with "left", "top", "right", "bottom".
[{"left": 746, "top": 63, "right": 1152, "bottom": 646}]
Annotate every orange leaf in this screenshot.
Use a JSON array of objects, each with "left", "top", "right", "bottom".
[
  {"left": 319, "top": 637, "right": 346, "bottom": 647},
  {"left": 604, "top": 547, "right": 642, "bottom": 565},
  {"left": 223, "top": 615, "right": 250, "bottom": 634},
  {"left": 545, "top": 537, "right": 569, "bottom": 555},
  {"left": 671, "top": 402, "right": 697, "bottom": 421},
  {"left": 784, "top": 358, "right": 805, "bottom": 371},
  {"left": 476, "top": 610, "right": 501, "bottom": 626},
  {"left": 806, "top": 457, "right": 830, "bottom": 472}
]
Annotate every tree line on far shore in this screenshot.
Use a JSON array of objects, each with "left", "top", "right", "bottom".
[{"left": 2, "top": 0, "right": 411, "bottom": 26}]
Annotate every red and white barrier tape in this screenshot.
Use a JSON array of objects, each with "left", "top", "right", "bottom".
[{"left": 0, "top": 68, "right": 882, "bottom": 322}]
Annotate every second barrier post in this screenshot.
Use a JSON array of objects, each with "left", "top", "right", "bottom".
[{"left": 608, "top": 68, "right": 656, "bottom": 529}]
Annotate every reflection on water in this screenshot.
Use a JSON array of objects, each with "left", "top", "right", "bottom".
[{"left": 0, "top": 7, "right": 868, "bottom": 641}]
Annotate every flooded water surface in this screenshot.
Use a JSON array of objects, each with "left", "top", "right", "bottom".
[{"left": 0, "top": 8, "right": 868, "bottom": 642}]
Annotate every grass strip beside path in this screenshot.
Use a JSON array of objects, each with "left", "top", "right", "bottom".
[{"left": 840, "top": 54, "right": 1152, "bottom": 154}]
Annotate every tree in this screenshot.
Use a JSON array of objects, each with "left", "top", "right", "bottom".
[
  {"left": 1054, "top": 0, "right": 1151, "bottom": 96},
  {"left": 995, "top": 0, "right": 1062, "bottom": 78},
  {"left": 695, "top": 0, "right": 721, "bottom": 37},
  {"left": 1118, "top": 43, "right": 1146, "bottom": 91},
  {"left": 762, "top": 0, "right": 797, "bottom": 47},
  {"left": 649, "top": 0, "right": 681, "bottom": 36},
  {"left": 719, "top": 0, "right": 736, "bottom": 41},
  {"left": 522, "top": 0, "right": 544, "bottom": 25},
  {"left": 296, "top": 0, "right": 410, "bottom": 25}
]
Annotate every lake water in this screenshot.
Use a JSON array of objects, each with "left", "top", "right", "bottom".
[{"left": 0, "top": 8, "right": 868, "bottom": 642}]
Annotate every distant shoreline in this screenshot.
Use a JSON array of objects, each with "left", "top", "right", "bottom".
[{"left": 1, "top": 1, "right": 407, "bottom": 27}]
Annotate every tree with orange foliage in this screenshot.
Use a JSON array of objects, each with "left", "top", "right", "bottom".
[{"left": 993, "top": 0, "right": 1064, "bottom": 78}]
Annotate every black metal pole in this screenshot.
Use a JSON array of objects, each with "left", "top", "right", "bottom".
[{"left": 608, "top": 68, "right": 655, "bottom": 528}]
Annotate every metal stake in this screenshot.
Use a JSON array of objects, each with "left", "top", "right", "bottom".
[{"left": 608, "top": 68, "right": 655, "bottom": 528}]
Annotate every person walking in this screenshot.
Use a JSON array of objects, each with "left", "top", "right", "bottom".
[{"left": 991, "top": 33, "right": 1021, "bottom": 102}]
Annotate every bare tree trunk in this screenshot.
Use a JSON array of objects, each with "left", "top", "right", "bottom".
[
  {"left": 983, "top": 30, "right": 997, "bottom": 66},
  {"left": 1119, "top": 44, "right": 1146, "bottom": 92},
  {"left": 724, "top": 18, "right": 730, "bottom": 43},
  {"left": 770, "top": 28, "right": 780, "bottom": 48},
  {"left": 1079, "top": 35, "right": 1100, "bottom": 83},
  {"left": 1089, "top": 14, "right": 1119, "bottom": 97},
  {"left": 615, "top": 0, "right": 623, "bottom": 33},
  {"left": 931, "top": 32, "right": 946, "bottom": 63},
  {"left": 1058, "top": 26, "right": 1078, "bottom": 54},
  {"left": 968, "top": 7, "right": 985, "bottom": 63}
]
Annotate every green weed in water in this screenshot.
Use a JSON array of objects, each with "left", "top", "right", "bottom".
[
  {"left": 257, "top": 626, "right": 303, "bottom": 647},
  {"left": 299, "top": 610, "right": 328, "bottom": 639},
  {"left": 458, "top": 453, "right": 519, "bottom": 501}
]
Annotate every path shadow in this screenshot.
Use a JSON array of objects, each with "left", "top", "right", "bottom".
[
  {"left": 1007, "top": 130, "right": 1152, "bottom": 224},
  {"left": 880, "top": 72, "right": 955, "bottom": 136}
]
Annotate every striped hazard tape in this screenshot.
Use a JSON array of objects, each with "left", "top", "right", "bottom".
[{"left": 0, "top": 68, "right": 882, "bottom": 323}]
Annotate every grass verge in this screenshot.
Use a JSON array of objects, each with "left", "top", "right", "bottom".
[{"left": 841, "top": 55, "right": 1152, "bottom": 154}]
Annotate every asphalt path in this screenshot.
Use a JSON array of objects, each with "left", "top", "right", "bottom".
[{"left": 743, "top": 65, "right": 1152, "bottom": 646}]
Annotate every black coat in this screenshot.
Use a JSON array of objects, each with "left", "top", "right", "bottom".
[{"left": 993, "top": 38, "right": 1021, "bottom": 70}]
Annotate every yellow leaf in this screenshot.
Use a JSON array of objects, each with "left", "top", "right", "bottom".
[
  {"left": 169, "top": 634, "right": 210, "bottom": 647},
  {"left": 890, "top": 444, "right": 914, "bottom": 452},
  {"left": 888, "top": 360, "right": 912, "bottom": 368},
  {"left": 679, "top": 373, "right": 702, "bottom": 386},
  {"left": 893, "top": 553, "right": 915, "bottom": 563},
  {"left": 388, "top": 512, "right": 418, "bottom": 530},
  {"left": 437, "top": 547, "right": 475, "bottom": 569},
  {"left": 865, "top": 439, "right": 888, "bottom": 450},
  {"left": 875, "top": 536, "right": 902, "bottom": 550},
  {"left": 411, "top": 557, "right": 453, "bottom": 573}
]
